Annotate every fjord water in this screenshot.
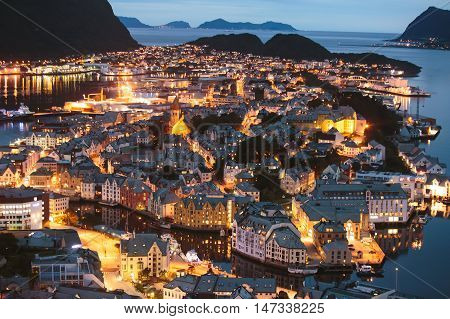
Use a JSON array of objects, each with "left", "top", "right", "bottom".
[{"left": 1, "top": 29, "right": 449, "bottom": 297}]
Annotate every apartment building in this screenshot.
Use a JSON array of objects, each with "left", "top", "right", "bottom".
[
  {"left": 233, "top": 202, "right": 307, "bottom": 267},
  {"left": 120, "top": 233, "right": 169, "bottom": 282}
]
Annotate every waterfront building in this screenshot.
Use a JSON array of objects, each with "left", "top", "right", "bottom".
[
  {"left": 120, "top": 233, "right": 170, "bottom": 282},
  {"left": 148, "top": 188, "right": 180, "bottom": 219},
  {"left": 101, "top": 175, "right": 126, "bottom": 204},
  {"left": 233, "top": 202, "right": 307, "bottom": 267},
  {"left": 48, "top": 193, "right": 69, "bottom": 216},
  {"left": 173, "top": 194, "right": 238, "bottom": 230},
  {"left": 300, "top": 183, "right": 411, "bottom": 223},
  {"left": 321, "top": 240, "right": 352, "bottom": 266},
  {"left": 292, "top": 197, "right": 369, "bottom": 239},
  {"left": 31, "top": 249, "right": 104, "bottom": 288},
  {"left": 424, "top": 174, "right": 450, "bottom": 200},
  {"left": 120, "top": 178, "right": 152, "bottom": 211},
  {"left": 0, "top": 188, "right": 46, "bottom": 230},
  {"left": 81, "top": 173, "right": 108, "bottom": 200},
  {"left": 163, "top": 274, "right": 277, "bottom": 299},
  {"left": 355, "top": 170, "right": 426, "bottom": 201},
  {"left": 312, "top": 220, "right": 347, "bottom": 247}
]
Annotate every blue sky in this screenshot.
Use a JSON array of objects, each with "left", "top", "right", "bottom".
[{"left": 109, "top": 0, "right": 448, "bottom": 33}]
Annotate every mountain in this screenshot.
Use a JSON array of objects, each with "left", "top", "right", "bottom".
[
  {"left": 191, "top": 33, "right": 264, "bottom": 54},
  {"left": 190, "top": 33, "right": 327, "bottom": 60},
  {"left": 118, "top": 16, "right": 152, "bottom": 28},
  {"left": 189, "top": 33, "right": 421, "bottom": 76},
  {"left": 264, "top": 34, "right": 330, "bottom": 61},
  {"left": 164, "top": 21, "right": 191, "bottom": 29},
  {"left": 198, "top": 19, "right": 297, "bottom": 31},
  {"left": 396, "top": 6, "right": 450, "bottom": 43},
  {"left": 0, "top": 0, "right": 139, "bottom": 60}
]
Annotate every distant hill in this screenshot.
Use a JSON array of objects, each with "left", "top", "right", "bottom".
[
  {"left": 198, "top": 19, "right": 297, "bottom": 31},
  {"left": 190, "top": 33, "right": 327, "bottom": 60},
  {"left": 164, "top": 21, "right": 191, "bottom": 29},
  {"left": 190, "top": 33, "right": 265, "bottom": 54},
  {"left": 264, "top": 34, "right": 330, "bottom": 61},
  {"left": 0, "top": 0, "right": 139, "bottom": 60},
  {"left": 190, "top": 33, "right": 421, "bottom": 76},
  {"left": 396, "top": 6, "right": 450, "bottom": 43},
  {"left": 118, "top": 16, "right": 152, "bottom": 28},
  {"left": 118, "top": 17, "right": 191, "bottom": 29}
]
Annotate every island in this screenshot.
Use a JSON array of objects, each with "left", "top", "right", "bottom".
[
  {"left": 198, "top": 18, "right": 297, "bottom": 31},
  {"left": 190, "top": 33, "right": 421, "bottom": 76},
  {"left": 164, "top": 21, "right": 191, "bottom": 29},
  {"left": 118, "top": 16, "right": 191, "bottom": 29},
  {"left": 117, "top": 16, "right": 152, "bottom": 28},
  {"left": 0, "top": 0, "right": 139, "bottom": 60}
]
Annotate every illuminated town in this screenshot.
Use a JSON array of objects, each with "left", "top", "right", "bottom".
[{"left": 1, "top": 42, "right": 447, "bottom": 300}]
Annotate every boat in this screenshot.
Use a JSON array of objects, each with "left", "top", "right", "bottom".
[
  {"left": 288, "top": 266, "right": 318, "bottom": 275},
  {"left": 356, "top": 264, "right": 384, "bottom": 277},
  {"left": 160, "top": 222, "right": 171, "bottom": 230},
  {"left": 0, "top": 103, "right": 35, "bottom": 122},
  {"left": 98, "top": 201, "right": 119, "bottom": 207}
]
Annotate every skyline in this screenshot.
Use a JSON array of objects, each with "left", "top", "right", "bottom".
[{"left": 109, "top": 0, "right": 449, "bottom": 33}]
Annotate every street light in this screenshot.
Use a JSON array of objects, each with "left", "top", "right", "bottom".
[{"left": 395, "top": 267, "right": 399, "bottom": 291}]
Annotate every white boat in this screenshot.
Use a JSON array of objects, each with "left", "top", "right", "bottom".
[
  {"left": 356, "top": 264, "right": 384, "bottom": 277},
  {"left": 6, "top": 103, "right": 35, "bottom": 117},
  {"left": 288, "top": 267, "right": 318, "bottom": 275},
  {"left": 358, "top": 265, "right": 373, "bottom": 273},
  {"left": 160, "top": 223, "right": 171, "bottom": 229}
]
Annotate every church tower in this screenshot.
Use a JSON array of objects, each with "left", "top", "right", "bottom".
[
  {"left": 167, "top": 96, "right": 191, "bottom": 137},
  {"left": 169, "top": 96, "right": 181, "bottom": 129}
]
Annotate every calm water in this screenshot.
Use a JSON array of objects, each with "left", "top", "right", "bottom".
[{"left": 1, "top": 29, "right": 449, "bottom": 297}]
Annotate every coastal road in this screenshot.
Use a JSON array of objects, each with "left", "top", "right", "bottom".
[{"left": 49, "top": 222, "right": 143, "bottom": 297}]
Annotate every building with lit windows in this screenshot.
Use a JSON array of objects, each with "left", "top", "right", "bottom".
[
  {"left": 173, "top": 194, "right": 239, "bottom": 231},
  {"left": 233, "top": 202, "right": 307, "bottom": 268},
  {"left": 120, "top": 233, "right": 169, "bottom": 282},
  {"left": 295, "top": 183, "right": 411, "bottom": 224},
  {"left": 315, "top": 105, "right": 367, "bottom": 136},
  {"left": 31, "top": 249, "right": 104, "bottom": 288},
  {"left": 49, "top": 192, "right": 69, "bottom": 215},
  {"left": 0, "top": 188, "right": 45, "bottom": 230}
]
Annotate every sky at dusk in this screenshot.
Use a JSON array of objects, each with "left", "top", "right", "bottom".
[{"left": 109, "top": 0, "right": 449, "bottom": 33}]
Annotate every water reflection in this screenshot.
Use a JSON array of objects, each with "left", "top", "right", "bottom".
[
  {"left": 374, "top": 223, "right": 424, "bottom": 256},
  {"left": 231, "top": 253, "right": 305, "bottom": 291},
  {"left": 71, "top": 201, "right": 231, "bottom": 262},
  {"left": 170, "top": 229, "right": 231, "bottom": 262},
  {"left": 70, "top": 201, "right": 449, "bottom": 296},
  {"left": 0, "top": 73, "right": 113, "bottom": 109}
]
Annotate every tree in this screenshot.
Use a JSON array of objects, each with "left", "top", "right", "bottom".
[
  {"left": 277, "top": 290, "right": 290, "bottom": 299},
  {"left": 0, "top": 233, "right": 18, "bottom": 256}
]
